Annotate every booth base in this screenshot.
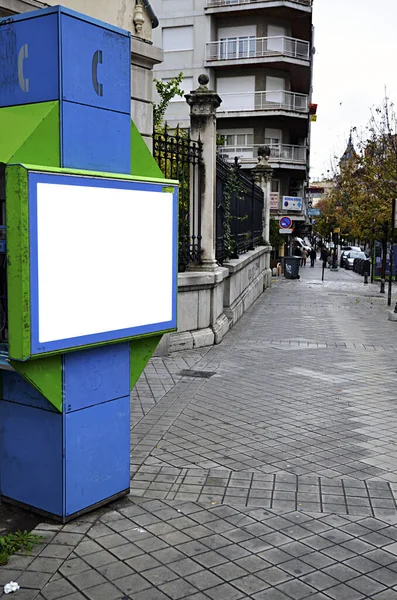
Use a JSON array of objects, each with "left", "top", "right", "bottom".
[
  {"left": 0, "top": 359, "right": 131, "bottom": 521},
  {"left": 1, "top": 488, "right": 130, "bottom": 524}
]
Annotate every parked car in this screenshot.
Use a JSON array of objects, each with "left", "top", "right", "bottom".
[
  {"left": 340, "top": 246, "right": 361, "bottom": 267},
  {"left": 344, "top": 251, "right": 367, "bottom": 270}
]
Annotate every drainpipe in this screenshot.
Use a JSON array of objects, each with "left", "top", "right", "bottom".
[{"left": 142, "top": 0, "right": 159, "bottom": 28}]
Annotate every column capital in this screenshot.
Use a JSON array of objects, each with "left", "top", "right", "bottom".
[
  {"left": 185, "top": 74, "right": 222, "bottom": 116},
  {"left": 252, "top": 146, "right": 273, "bottom": 184}
]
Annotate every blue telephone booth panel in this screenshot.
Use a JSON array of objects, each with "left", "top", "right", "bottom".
[
  {"left": 0, "top": 7, "right": 131, "bottom": 114},
  {"left": 61, "top": 14, "right": 131, "bottom": 114},
  {"left": 61, "top": 102, "right": 131, "bottom": 173},
  {"left": 0, "top": 12, "right": 59, "bottom": 107}
]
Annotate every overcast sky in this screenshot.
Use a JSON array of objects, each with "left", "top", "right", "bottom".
[{"left": 310, "top": 0, "right": 397, "bottom": 181}]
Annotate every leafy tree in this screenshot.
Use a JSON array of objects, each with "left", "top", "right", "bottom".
[{"left": 317, "top": 96, "right": 397, "bottom": 279}]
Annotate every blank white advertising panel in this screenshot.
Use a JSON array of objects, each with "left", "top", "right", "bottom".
[{"left": 35, "top": 180, "right": 175, "bottom": 346}]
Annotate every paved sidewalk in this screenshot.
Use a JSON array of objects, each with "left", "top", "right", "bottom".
[{"left": 3, "top": 263, "right": 397, "bottom": 600}]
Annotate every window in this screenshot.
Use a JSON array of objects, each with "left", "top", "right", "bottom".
[
  {"left": 162, "top": 77, "right": 194, "bottom": 101},
  {"left": 218, "top": 25, "right": 256, "bottom": 60},
  {"left": 219, "top": 36, "right": 256, "bottom": 60},
  {"left": 163, "top": 26, "right": 193, "bottom": 52},
  {"left": 217, "top": 76, "right": 255, "bottom": 111},
  {"left": 267, "top": 24, "right": 286, "bottom": 52},
  {"left": 218, "top": 129, "right": 254, "bottom": 159},
  {"left": 265, "top": 128, "right": 282, "bottom": 146},
  {"left": 266, "top": 76, "right": 285, "bottom": 105},
  {"left": 271, "top": 180, "right": 280, "bottom": 193}
]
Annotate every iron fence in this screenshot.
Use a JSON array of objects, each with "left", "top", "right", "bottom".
[
  {"left": 153, "top": 126, "right": 203, "bottom": 271},
  {"left": 216, "top": 155, "right": 264, "bottom": 263}
]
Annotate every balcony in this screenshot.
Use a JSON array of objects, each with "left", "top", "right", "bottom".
[
  {"left": 206, "top": 0, "right": 312, "bottom": 11},
  {"left": 217, "top": 90, "right": 308, "bottom": 118},
  {"left": 218, "top": 143, "right": 307, "bottom": 168},
  {"left": 206, "top": 35, "right": 310, "bottom": 66}
]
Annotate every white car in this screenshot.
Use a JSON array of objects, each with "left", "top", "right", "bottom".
[
  {"left": 340, "top": 246, "right": 362, "bottom": 267},
  {"left": 344, "top": 251, "right": 367, "bottom": 270}
]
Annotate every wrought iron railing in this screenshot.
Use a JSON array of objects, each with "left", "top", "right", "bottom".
[
  {"left": 0, "top": 163, "right": 7, "bottom": 346},
  {"left": 153, "top": 126, "right": 204, "bottom": 272},
  {"left": 216, "top": 155, "right": 264, "bottom": 262},
  {"left": 218, "top": 90, "right": 308, "bottom": 113},
  {"left": 206, "top": 0, "right": 312, "bottom": 7},
  {"left": 206, "top": 35, "right": 310, "bottom": 62},
  {"left": 218, "top": 143, "right": 307, "bottom": 165}
]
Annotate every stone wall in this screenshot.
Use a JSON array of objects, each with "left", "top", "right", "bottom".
[
  {"left": 223, "top": 246, "right": 271, "bottom": 326},
  {"left": 155, "top": 247, "right": 272, "bottom": 355}
]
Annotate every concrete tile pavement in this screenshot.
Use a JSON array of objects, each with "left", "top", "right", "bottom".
[{"left": 3, "top": 262, "right": 397, "bottom": 599}]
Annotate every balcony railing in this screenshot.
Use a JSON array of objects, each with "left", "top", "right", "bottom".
[
  {"left": 218, "top": 144, "right": 307, "bottom": 164},
  {"left": 206, "top": 0, "right": 312, "bottom": 7},
  {"left": 206, "top": 35, "right": 310, "bottom": 62},
  {"left": 218, "top": 90, "right": 308, "bottom": 113}
]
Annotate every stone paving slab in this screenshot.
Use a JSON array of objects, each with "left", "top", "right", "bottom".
[
  {"left": 3, "top": 496, "right": 397, "bottom": 600},
  {"left": 129, "top": 468, "right": 397, "bottom": 519}
]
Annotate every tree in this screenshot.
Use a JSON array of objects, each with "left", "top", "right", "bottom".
[{"left": 317, "top": 95, "right": 397, "bottom": 267}]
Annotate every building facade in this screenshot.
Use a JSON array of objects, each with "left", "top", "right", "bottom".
[
  {"left": 0, "top": 0, "right": 162, "bottom": 147},
  {"left": 151, "top": 0, "right": 314, "bottom": 224}
]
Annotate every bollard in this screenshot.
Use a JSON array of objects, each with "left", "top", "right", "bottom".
[{"left": 380, "top": 278, "right": 386, "bottom": 293}]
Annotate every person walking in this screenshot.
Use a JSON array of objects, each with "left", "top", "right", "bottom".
[
  {"left": 301, "top": 248, "right": 308, "bottom": 267},
  {"left": 309, "top": 247, "right": 316, "bottom": 267}
]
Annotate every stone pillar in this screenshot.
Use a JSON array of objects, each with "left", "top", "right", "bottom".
[
  {"left": 186, "top": 75, "right": 221, "bottom": 271},
  {"left": 252, "top": 146, "right": 273, "bottom": 285}
]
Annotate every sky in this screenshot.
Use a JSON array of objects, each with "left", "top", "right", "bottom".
[{"left": 310, "top": 0, "right": 397, "bottom": 181}]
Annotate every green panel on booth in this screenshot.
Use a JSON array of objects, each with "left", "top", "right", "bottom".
[
  {"left": 0, "top": 102, "right": 59, "bottom": 165},
  {"left": 130, "top": 336, "right": 163, "bottom": 391},
  {"left": 131, "top": 121, "right": 163, "bottom": 179},
  {"left": 11, "top": 356, "right": 63, "bottom": 412}
]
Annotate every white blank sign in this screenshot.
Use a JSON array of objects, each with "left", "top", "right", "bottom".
[{"left": 36, "top": 182, "right": 174, "bottom": 344}]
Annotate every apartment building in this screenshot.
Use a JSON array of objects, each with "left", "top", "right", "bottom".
[{"left": 151, "top": 0, "right": 314, "bottom": 222}]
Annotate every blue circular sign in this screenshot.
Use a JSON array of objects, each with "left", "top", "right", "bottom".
[{"left": 280, "top": 217, "right": 292, "bottom": 229}]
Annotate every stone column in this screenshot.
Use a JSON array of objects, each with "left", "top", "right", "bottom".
[
  {"left": 185, "top": 75, "right": 221, "bottom": 271},
  {"left": 252, "top": 146, "right": 273, "bottom": 284}
]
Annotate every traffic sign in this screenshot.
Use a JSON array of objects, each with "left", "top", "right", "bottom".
[
  {"left": 282, "top": 197, "right": 302, "bottom": 211},
  {"left": 280, "top": 216, "right": 292, "bottom": 229},
  {"left": 279, "top": 228, "right": 293, "bottom": 234}
]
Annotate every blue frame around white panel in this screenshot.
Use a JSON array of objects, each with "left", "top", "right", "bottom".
[{"left": 28, "top": 171, "right": 178, "bottom": 356}]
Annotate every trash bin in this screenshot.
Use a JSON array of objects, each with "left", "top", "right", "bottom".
[{"left": 284, "top": 256, "right": 301, "bottom": 279}]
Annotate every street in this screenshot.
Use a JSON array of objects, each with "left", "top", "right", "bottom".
[{"left": 3, "top": 262, "right": 397, "bottom": 600}]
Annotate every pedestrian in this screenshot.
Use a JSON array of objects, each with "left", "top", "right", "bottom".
[
  {"left": 309, "top": 247, "right": 316, "bottom": 267},
  {"left": 301, "top": 248, "right": 308, "bottom": 267},
  {"left": 320, "top": 246, "right": 328, "bottom": 263}
]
